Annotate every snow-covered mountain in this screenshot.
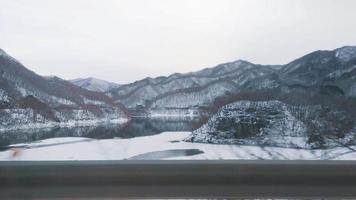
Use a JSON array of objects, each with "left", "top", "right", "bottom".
[
  {"left": 1, "top": 45, "right": 355, "bottom": 149},
  {"left": 0, "top": 49, "right": 129, "bottom": 131},
  {"left": 239, "top": 46, "right": 355, "bottom": 97},
  {"left": 70, "top": 77, "right": 121, "bottom": 92},
  {"left": 107, "top": 60, "right": 278, "bottom": 109},
  {"left": 107, "top": 46, "right": 356, "bottom": 123},
  {"left": 183, "top": 46, "right": 356, "bottom": 149}
]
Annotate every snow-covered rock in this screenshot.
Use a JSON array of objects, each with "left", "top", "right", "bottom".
[
  {"left": 185, "top": 101, "right": 310, "bottom": 148},
  {"left": 185, "top": 100, "right": 356, "bottom": 149}
]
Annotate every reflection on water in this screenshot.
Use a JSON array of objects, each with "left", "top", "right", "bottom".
[{"left": 0, "top": 117, "right": 204, "bottom": 149}]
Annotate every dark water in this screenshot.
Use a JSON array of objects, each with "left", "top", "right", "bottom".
[
  {"left": 0, "top": 118, "right": 205, "bottom": 149},
  {"left": 128, "top": 149, "right": 204, "bottom": 160}
]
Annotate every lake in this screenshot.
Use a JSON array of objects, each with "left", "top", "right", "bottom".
[{"left": 0, "top": 117, "right": 205, "bottom": 150}]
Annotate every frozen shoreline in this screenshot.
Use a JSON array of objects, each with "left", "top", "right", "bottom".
[
  {"left": 1, "top": 131, "right": 356, "bottom": 161},
  {"left": 0, "top": 118, "right": 128, "bottom": 133}
]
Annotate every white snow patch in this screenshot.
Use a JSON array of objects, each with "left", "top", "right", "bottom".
[
  {"left": 16, "top": 86, "right": 30, "bottom": 97},
  {"left": 83, "top": 97, "right": 107, "bottom": 105},
  {"left": 48, "top": 96, "right": 76, "bottom": 106},
  {"left": 0, "top": 89, "right": 9, "bottom": 102},
  {"left": 1, "top": 132, "right": 356, "bottom": 161}
]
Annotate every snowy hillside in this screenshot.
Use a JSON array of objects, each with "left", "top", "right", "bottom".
[
  {"left": 70, "top": 77, "right": 121, "bottom": 92},
  {"left": 277, "top": 46, "right": 356, "bottom": 97},
  {"left": 108, "top": 60, "right": 277, "bottom": 109},
  {"left": 185, "top": 100, "right": 356, "bottom": 149},
  {"left": 0, "top": 49, "right": 129, "bottom": 131}
]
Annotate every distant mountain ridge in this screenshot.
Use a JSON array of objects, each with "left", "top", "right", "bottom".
[
  {"left": 107, "top": 60, "right": 278, "bottom": 109},
  {"left": 238, "top": 46, "right": 356, "bottom": 102},
  {"left": 70, "top": 77, "right": 121, "bottom": 92},
  {"left": 107, "top": 46, "right": 356, "bottom": 111}
]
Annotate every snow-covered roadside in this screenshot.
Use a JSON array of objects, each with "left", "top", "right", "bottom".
[
  {"left": 1, "top": 132, "right": 356, "bottom": 161},
  {"left": 0, "top": 118, "right": 128, "bottom": 132}
]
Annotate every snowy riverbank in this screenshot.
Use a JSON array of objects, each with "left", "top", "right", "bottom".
[
  {"left": 1, "top": 132, "right": 356, "bottom": 160},
  {"left": 0, "top": 118, "right": 128, "bottom": 132}
]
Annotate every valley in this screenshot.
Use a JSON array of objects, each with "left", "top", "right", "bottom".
[{"left": 1, "top": 46, "right": 356, "bottom": 160}]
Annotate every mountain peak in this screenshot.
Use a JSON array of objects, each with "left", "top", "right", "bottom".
[
  {"left": 232, "top": 59, "right": 251, "bottom": 64},
  {"left": 69, "top": 77, "right": 121, "bottom": 92},
  {"left": 0, "top": 48, "right": 8, "bottom": 56},
  {"left": 335, "top": 46, "right": 356, "bottom": 62},
  {"left": 0, "top": 48, "right": 18, "bottom": 63}
]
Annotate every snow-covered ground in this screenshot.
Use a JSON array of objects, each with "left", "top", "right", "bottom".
[
  {"left": 1, "top": 132, "right": 356, "bottom": 161},
  {"left": 0, "top": 117, "right": 128, "bottom": 132}
]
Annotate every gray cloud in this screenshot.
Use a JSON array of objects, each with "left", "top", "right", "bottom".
[{"left": 1, "top": 0, "right": 356, "bottom": 83}]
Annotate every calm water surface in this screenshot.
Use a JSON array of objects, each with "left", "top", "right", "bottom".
[{"left": 0, "top": 118, "right": 205, "bottom": 149}]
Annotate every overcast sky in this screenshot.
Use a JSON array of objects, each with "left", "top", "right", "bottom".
[{"left": 1, "top": 0, "right": 356, "bottom": 83}]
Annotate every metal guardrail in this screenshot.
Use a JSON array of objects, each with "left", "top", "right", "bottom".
[{"left": 1, "top": 160, "right": 356, "bottom": 199}]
